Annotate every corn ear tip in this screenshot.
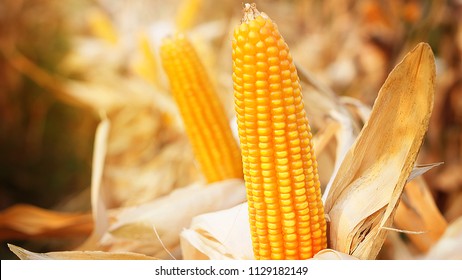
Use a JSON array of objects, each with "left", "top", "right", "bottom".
[
  {"left": 241, "top": 3, "right": 269, "bottom": 23},
  {"left": 168, "top": 32, "right": 190, "bottom": 45}
]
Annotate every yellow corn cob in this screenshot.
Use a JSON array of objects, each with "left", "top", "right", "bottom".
[
  {"left": 160, "top": 34, "right": 243, "bottom": 183},
  {"left": 232, "top": 3, "right": 327, "bottom": 260},
  {"left": 132, "top": 33, "right": 160, "bottom": 87}
]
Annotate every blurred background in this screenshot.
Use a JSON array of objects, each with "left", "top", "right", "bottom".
[{"left": 0, "top": 0, "right": 461, "bottom": 259}]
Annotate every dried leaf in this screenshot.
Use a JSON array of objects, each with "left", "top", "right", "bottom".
[
  {"left": 94, "top": 179, "right": 246, "bottom": 259},
  {"left": 395, "top": 177, "right": 447, "bottom": 252},
  {"left": 340, "top": 96, "right": 372, "bottom": 125},
  {"left": 297, "top": 64, "right": 363, "bottom": 192},
  {"left": 324, "top": 43, "right": 435, "bottom": 259},
  {"left": 181, "top": 203, "right": 253, "bottom": 260},
  {"left": 92, "top": 115, "right": 110, "bottom": 236},
  {"left": 0, "top": 204, "right": 92, "bottom": 240},
  {"left": 407, "top": 162, "right": 444, "bottom": 183},
  {"left": 321, "top": 109, "right": 362, "bottom": 198},
  {"left": 8, "top": 244, "right": 157, "bottom": 260}
]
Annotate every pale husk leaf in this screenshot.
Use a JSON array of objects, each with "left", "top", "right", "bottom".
[
  {"left": 324, "top": 43, "right": 436, "bottom": 259},
  {"left": 8, "top": 244, "right": 157, "bottom": 260},
  {"left": 180, "top": 203, "right": 360, "bottom": 260},
  {"left": 407, "top": 162, "right": 444, "bottom": 183},
  {"left": 297, "top": 65, "right": 362, "bottom": 192},
  {"left": 340, "top": 96, "right": 372, "bottom": 124},
  {"left": 96, "top": 179, "right": 246, "bottom": 259},
  {"left": 181, "top": 202, "right": 253, "bottom": 260},
  {"left": 78, "top": 116, "right": 111, "bottom": 250},
  {"left": 394, "top": 177, "right": 447, "bottom": 252},
  {"left": 312, "top": 249, "right": 359, "bottom": 260},
  {"left": 91, "top": 115, "right": 111, "bottom": 238}
]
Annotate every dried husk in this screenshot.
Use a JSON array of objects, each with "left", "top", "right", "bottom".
[
  {"left": 297, "top": 66, "right": 363, "bottom": 191},
  {"left": 407, "top": 162, "right": 444, "bottom": 183},
  {"left": 394, "top": 177, "right": 447, "bottom": 252},
  {"left": 181, "top": 203, "right": 252, "bottom": 260},
  {"left": 312, "top": 249, "right": 359, "bottom": 260},
  {"left": 34, "top": 74, "right": 196, "bottom": 213},
  {"left": 8, "top": 244, "right": 156, "bottom": 260},
  {"left": 324, "top": 42, "right": 436, "bottom": 259},
  {"left": 0, "top": 204, "right": 92, "bottom": 240},
  {"left": 83, "top": 179, "right": 246, "bottom": 259}
]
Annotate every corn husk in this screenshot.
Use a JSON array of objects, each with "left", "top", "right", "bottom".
[
  {"left": 324, "top": 42, "right": 435, "bottom": 259},
  {"left": 297, "top": 66, "right": 363, "bottom": 191},
  {"left": 81, "top": 179, "right": 246, "bottom": 259},
  {"left": 181, "top": 203, "right": 252, "bottom": 260},
  {"left": 0, "top": 204, "right": 92, "bottom": 240},
  {"left": 394, "top": 177, "right": 448, "bottom": 253},
  {"left": 8, "top": 244, "right": 156, "bottom": 260}
]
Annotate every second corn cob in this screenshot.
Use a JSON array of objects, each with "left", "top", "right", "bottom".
[
  {"left": 161, "top": 34, "right": 243, "bottom": 183},
  {"left": 232, "top": 3, "right": 327, "bottom": 260}
]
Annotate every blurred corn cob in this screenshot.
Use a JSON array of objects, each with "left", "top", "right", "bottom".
[{"left": 160, "top": 33, "right": 243, "bottom": 183}]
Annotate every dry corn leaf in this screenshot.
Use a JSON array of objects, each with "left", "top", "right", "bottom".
[
  {"left": 0, "top": 204, "right": 92, "bottom": 240},
  {"left": 106, "top": 138, "right": 197, "bottom": 207},
  {"left": 324, "top": 42, "right": 435, "bottom": 259},
  {"left": 181, "top": 202, "right": 253, "bottom": 260},
  {"left": 394, "top": 177, "right": 448, "bottom": 252},
  {"left": 8, "top": 244, "right": 157, "bottom": 260},
  {"left": 340, "top": 96, "right": 372, "bottom": 126},
  {"left": 297, "top": 65, "right": 365, "bottom": 194},
  {"left": 424, "top": 216, "right": 462, "bottom": 260},
  {"left": 92, "top": 115, "right": 111, "bottom": 237},
  {"left": 320, "top": 109, "right": 362, "bottom": 197},
  {"left": 91, "top": 179, "right": 246, "bottom": 259},
  {"left": 407, "top": 162, "right": 444, "bottom": 183}
]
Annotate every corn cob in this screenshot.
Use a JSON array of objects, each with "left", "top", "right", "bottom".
[
  {"left": 134, "top": 33, "right": 160, "bottom": 87},
  {"left": 232, "top": 3, "right": 327, "bottom": 260},
  {"left": 160, "top": 34, "right": 243, "bottom": 183}
]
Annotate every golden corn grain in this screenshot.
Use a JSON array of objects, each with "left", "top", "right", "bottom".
[
  {"left": 161, "top": 34, "right": 243, "bottom": 183},
  {"left": 232, "top": 3, "right": 327, "bottom": 260}
]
